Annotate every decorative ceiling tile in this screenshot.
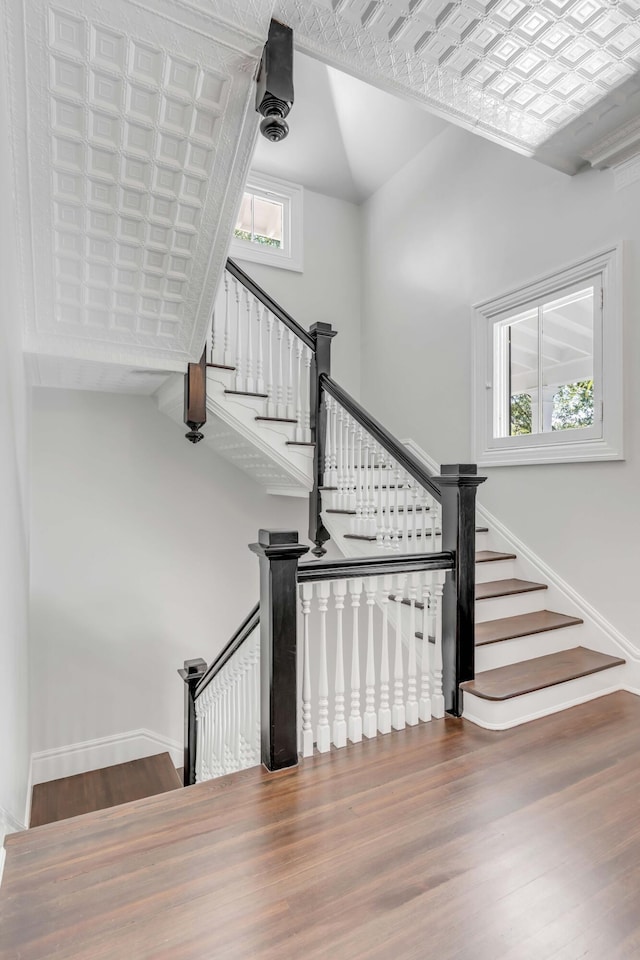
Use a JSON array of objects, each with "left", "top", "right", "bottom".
[
  {"left": 5, "top": 0, "right": 274, "bottom": 368},
  {"left": 276, "top": 0, "right": 640, "bottom": 163}
]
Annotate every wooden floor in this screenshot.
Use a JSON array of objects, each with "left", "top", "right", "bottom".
[
  {"left": 3, "top": 693, "right": 640, "bottom": 959},
  {"left": 29, "top": 753, "right": 182, "bottom": 827}
]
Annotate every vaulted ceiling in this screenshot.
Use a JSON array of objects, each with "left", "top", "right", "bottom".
[{"left": 3, "top": 0, "right": 640, "bottom": 393}]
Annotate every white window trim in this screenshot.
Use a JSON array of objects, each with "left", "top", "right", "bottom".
[
  {"left": 230, "top": 171, "right": 303, "bottom": 273},
  {"left": 472, "top": 245, "right": 623, "bottom": 467}
]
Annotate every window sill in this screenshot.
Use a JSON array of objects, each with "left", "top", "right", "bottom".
[{"left": 476, "top": 436, "right": 624, "bottom": 467}]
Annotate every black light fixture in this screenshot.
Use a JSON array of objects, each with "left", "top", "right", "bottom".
[{"left": 256, "top": 20, "right": 294, "bottom": 143}]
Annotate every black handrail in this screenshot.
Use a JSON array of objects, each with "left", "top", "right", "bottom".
[
  {"left": 320, "top": 374, "right": 441, "bottom": 500},
  {"left": 226, "top": 258, "right": 315, "bottom": 351},
  {"left": 298, "top": 551, "right": 454, "bottom": 583},
  {"left": 195, "top": 602, "right": 260, "bottom": 699}
]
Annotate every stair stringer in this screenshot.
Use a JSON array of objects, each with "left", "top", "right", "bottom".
[{"left": 156, "top": 371, "right": 314, "bottom": 496}]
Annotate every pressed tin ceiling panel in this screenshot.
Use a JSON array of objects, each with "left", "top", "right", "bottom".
[
  {"left": 276, "top": 0, "right": 640, "bottom": 162},
  {"left": 5, "top": 0, "right": 274, "bottom": 366}
]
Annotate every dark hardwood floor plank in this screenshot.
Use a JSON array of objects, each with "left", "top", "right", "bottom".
[
  {"left": 29, "top": 752, "right": 181, "bottom": 828},
  {"left": 3, "top": 695, "right": 640, "bottom": 959}
]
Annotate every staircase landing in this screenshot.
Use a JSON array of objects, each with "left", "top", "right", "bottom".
[
  {"left": 4, "top": 693, "right": 640, "bottom": 959},
  {"left": 29, "top": 752, "right": 182, "bottom": 828}
]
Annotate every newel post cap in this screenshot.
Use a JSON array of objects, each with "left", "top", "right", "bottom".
[
  {"left": 309, "top": 322, "right": 337, "bottom": 340},
  {"left": 434, "top": 463, "right": 487, "bottom": 488},
  {"left": 249, "top": 529, "right": 310, "bottom": 561}
]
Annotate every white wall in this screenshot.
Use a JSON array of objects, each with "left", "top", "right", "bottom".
[
  {"left": 30, "top": 390, "right": 307, "bottom": 771},
  {"left": 361, "top": 126, "right": 640, "bottom": 646},
  {"left": 0, "top": 38, "right": 30, "bottom": 838},
  {"left": 234, "top": 186, "right": 362, "bottom": 398}
]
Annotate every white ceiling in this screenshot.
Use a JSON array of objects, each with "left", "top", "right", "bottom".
[{"left": 253, "top": 51, "right": 448, "bottom": 202}]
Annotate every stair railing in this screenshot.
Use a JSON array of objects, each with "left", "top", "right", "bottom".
[
  {"left": 181, "top": 264, "right": 485, "bottom": 785},
  {"left": 179, "top": 603, "right": 260, "bottom": 786}
]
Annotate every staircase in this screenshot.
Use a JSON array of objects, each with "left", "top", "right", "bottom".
[{"left": 160, "top": 260, "right": 627, "bottom": 757}]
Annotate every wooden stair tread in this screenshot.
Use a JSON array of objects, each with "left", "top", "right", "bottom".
[
  {"left": 476, "top": 578, "right": 547, "bottom": 600},
  {"left": 326, "top": 506, "right": 430, "bottom": 516},
  {"left": 475, "top": 550, "right": 516, "bottom": 563},
  {"left": 346, "top": 526, "right": 488, "bottom": 542},
  {"left": 476, "top": 610, "right": 584, "bottom": 646},
  {"left": 224, "top": 389, "right": 268, "bottom": 399},
  {"left": 286, "top": 441, "right": 315, "bottom": 446},
  {"left": 255, "top": 416, "right": 297, "bottom": 424},
  {"left": 207, "top": 362, "right": 235, "bottom": 371},
  {"left": 29, "top": 753, "right": 182, "bottom": 829},
  {"left": 460, "top": 647, "right": 625, "bottom": 701}
]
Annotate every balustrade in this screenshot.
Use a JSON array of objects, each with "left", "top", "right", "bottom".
[
  {"left": 298, "top": 568, "right": 447, "bottom": 757},
  {"left": 208, "top": 264, "right": 313, "bottom": 439}
]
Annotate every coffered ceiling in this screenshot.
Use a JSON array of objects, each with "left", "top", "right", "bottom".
[
  {"left": 3, "top": 0, "right": 273, "bottom": 371},
  {"left": 276, "top": 0, "right": 640, "bottom": 172}
]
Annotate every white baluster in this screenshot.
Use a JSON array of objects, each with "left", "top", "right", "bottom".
[
  {"left": 222, "top": 271, "right": 231, "bottom": 367},
  {"left": 316, "top": 581, "right": 331, "bottom": 753},
  {"left": 303, "top": 347, "right": 312, "bottom": 440},
  {"left": 419, "top": 576, "right": 432, "bottom": 722},
  {"left": 338, "top": 405, "right": 347, "bottom": 510},
  {"left": 391, "top": 464, "right": 401, "bottom": 551},
  {"left": 245, "top": 290, "right": 254, "bottom": 393},
  {"left": 432, "top": 573, "right": 445, "bottom": 718},
  {"left": 295, "top": 340, "right": 304, "bottom": 441},
  {"left": 286, "top": 329, "right": 294, "bottom": 419},
  {"left": 411, "top": 482, "right": 420, "bottom": 553},
  {"left": 256, "top": 303, "right": 265, "bottom": 394},
  {"left": 349, "top": 417, "right": 357, "bottom": 511},
  {"left": 301, "top": 583, "right": 314, "bottom": 757},
  {"left": 333, "top": 579, "right": 347, "bottom": 749},
  {"left": 266, "top": 310, "right": 275, "bottom": 415},
  {"left": 376, "top": 447, "right": 385, "bottom": 548},
  {"left": 363, "top": 576, "right": 377, "bottom": 739},
  {"left": 384, "top": 456, "right": 392, "bottom": 549},
  {"left": 431, "top": 494, "right": 438, "bottom": 551},
  {"left": 353, "top": 424, "right": 364, "bottom": 535},
  {"left": 233, "top": 278, "right": 243, "bottom": 391},
  {"left": 406, "top": 573, "right": 419, "bottom": 725},
  {"left": 276, "top": 321, "right": 285, "bottom": 418},
  {"left": 392, "top": 573, "right": 406, "bottom": 730},
  {"left": 378, "top": 574, "right": 392, "bottom": 734},
  {"left": 348, "top": 578, "right": 363, "bottom": 743},
  {"left": 402, "top": 471, "right": 410, "bottom": 549}
]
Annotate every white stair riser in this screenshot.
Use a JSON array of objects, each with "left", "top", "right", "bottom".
[
  {"left": 475, "top": 623, "right": 584, "bottom": 672},
  {"left": 475, "top": 559, "right": 516, "bottom": 583},
  {"left": 475, "top": 589, "right": 548, "bottom": 623},
  {"left": 462, "top": 666, "right": 625, "bottom": 730}
]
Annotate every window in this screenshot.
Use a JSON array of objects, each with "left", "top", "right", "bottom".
[
  {"left": 472, "top": 246, "right": 623, "bottom": 466},
  {"left": 230, "top": 172, "right": 303, "bottom": 272}
]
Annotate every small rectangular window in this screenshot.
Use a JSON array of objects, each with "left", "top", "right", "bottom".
[
  {"left": 473, "top": 247, "right": 622, "bottom": 466},
  {"left": 230, "top": 172, "right": 303, "bottom": 272}
]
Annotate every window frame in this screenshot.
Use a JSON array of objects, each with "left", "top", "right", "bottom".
[
  {"left": 230, "top": 171, "right": 303, "bottom": 273},
  {"left": 472, "top": 245, "right": 623, "bottom": 467}
]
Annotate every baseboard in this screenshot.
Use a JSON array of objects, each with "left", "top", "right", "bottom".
[
  {"left": 402, "top": 438, "right": 638, "bottom": 664},
  {"left": 31, "top": 728, "right": 183, "bottom": 785}
]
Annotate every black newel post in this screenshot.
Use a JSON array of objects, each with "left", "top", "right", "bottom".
[
  {"left": 436, "top": 464, "right": 486, "bottom": 717},
  {"left": 178, "top": 657, "right": 207, "bottom": 786},
  {"left": 249, "top": 530, "right": 309, "bottom": 771},
  {"left": 308, "top": 322, "right": 337, "bottom": 557}
]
